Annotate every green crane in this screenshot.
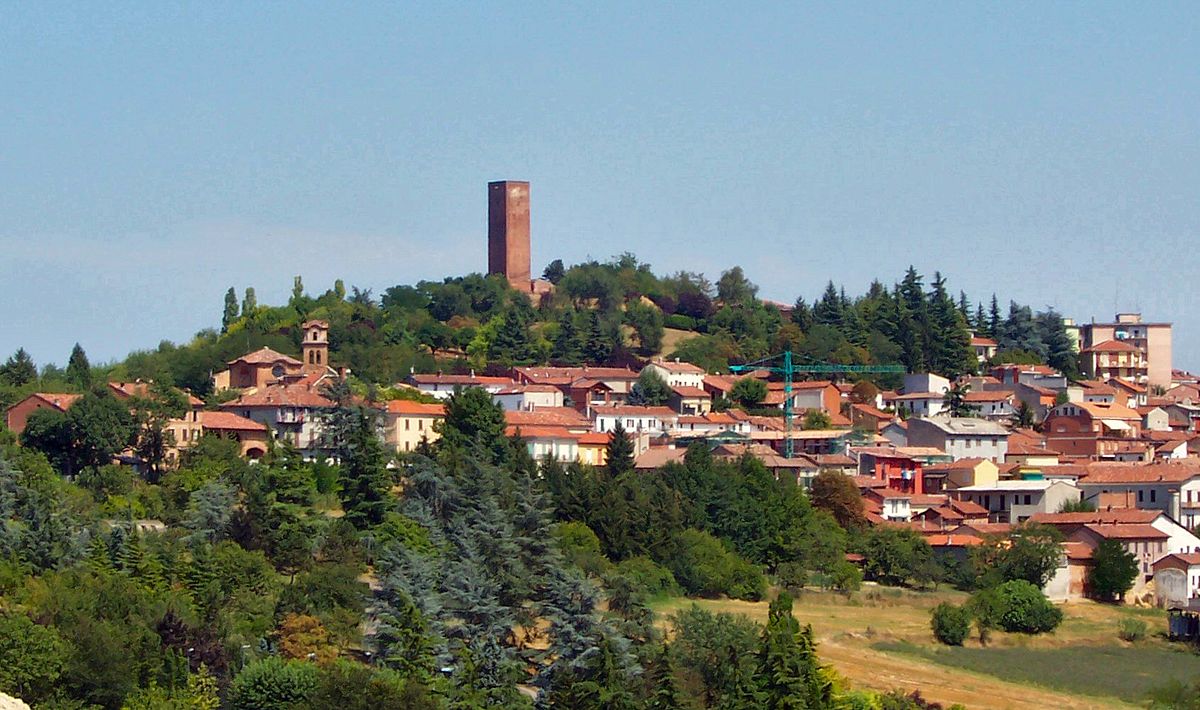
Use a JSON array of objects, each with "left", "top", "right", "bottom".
[{"left": 728, "top": 351, "right": 905, "bottom": 458}]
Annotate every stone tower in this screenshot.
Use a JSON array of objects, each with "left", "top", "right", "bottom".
[
  {"left": 301, "top": 320, "right": 329, "bottom": 372},
  {"left": 487, "top": 180, "right": 531, "bottom": 289}
]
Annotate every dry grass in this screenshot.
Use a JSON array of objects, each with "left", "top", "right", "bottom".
[
  {"left": 660, "top": 327, "right": 700, "bottom": 356},
  {"left": 651, "top": 586, "right": 1188, "bottom": 709}
]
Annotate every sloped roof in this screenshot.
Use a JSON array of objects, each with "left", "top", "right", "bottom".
[
  {"left": 229, "top": 347, "right": 303, "bottom": 367},
  {"left": 1030, "top": 510, "right": 1159, "bottom": 526},
  {"left": 1084, "top": 339, "right": 1139, "bottom": 353},
  {"left": 199, "top": 411, "right": 267, "bottom": 432},
  {"left": 226, "top": 383, "right": 335, "bottom": 408},
  {"left": 1080, "top": 523, "right": 1168, "bottom": 540},
  {"left": 1078, "top": 461, "right": 1200, "bottom": 484},
  {"left": 649, "top": 359, "right": 706, "bottom": 374},
  {"left": 505, "top": 407, "right": 591, "bottom": 428},
  {"left": 20, "top": 392, "right": 83, "bottom": 412},
  {"left": 386, "top": 400, "right": 445, "bottom": 416}
]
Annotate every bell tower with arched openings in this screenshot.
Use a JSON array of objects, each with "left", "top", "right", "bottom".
[{"left": 301, "top": 320, "right": 330, "bottom": 372}]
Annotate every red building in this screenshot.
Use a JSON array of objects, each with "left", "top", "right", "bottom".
[{"left": 854, "top": 446, "right": 927, "bottom": 495}]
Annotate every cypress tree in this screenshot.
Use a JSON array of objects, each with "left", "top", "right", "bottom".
[
  {"left": 222, "top": 287, "right": 239, "bottom": 332},
  {"left": 241, "top": 287, "right": 257, "bottom": 315}
]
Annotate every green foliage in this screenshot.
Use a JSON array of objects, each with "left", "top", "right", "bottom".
[
  {"left": 971, "top": 523, "right": 1063, "bottom": 589},
  {"left": 229, "top": 656, "right": 319, "bottom": 709},
  {"left": 1057, "top": 498, "right": 1096, "bottom": 513},
  {"left": 553, "top": 521, "right": 611, "bottom": 577},
  {"left": 0, "top": 612, "right": 69, "bottom": 704},
  {"left": 605, "top": 422, "right": 635, "bottom": 478},
  {"left": 0, "top": 348, "right": 38, "bottom": 387},
  {"left": 628, "top": 367, "right": 670, "bottom": 406},
  {"left": 669, "top": 605, "right": 761, "bottom": 708},
  {"left": 66, "top": 343, "right": 92, "bottom": 390},
  {"left": 859, "top": 527, "right": 935, "bottom": 587},
  {"left": 22, "top": 389, "right": 136, "bottom": 477},
  {"left": 981, "top": 579, "right": 1062, "bottom": 634},
  {"left": 669, "top": 529, "right": 765, "bottom": 600},
  {"left": 608, "top": 556, "right": 679, "bottom": 598},
  {"left": 1117, "top": 616, "right": 1147, "bottom": 643},
  {"left": 437, "top": 386, "right": 508, "bottom": 465},
  {"left": 802, "top": 409, "right": 833, "bottom": 430},
  {"left": 1089, "top": 538, "right": 1139, "bottom": 602},
  {"left": 626, "top": 301, "right": 665, "bottom": 355},
  {"left": 930, "top": 603, "right": 971, "bottom": 646},
  {"left": 756, "top": 592, "right": 830, "bottom": 709},
  {"left": 309, "top": 660, "right": 439, "bottom": 710},
  {"left": 729, "top": 377, "right": 767, "bottom": 407}
]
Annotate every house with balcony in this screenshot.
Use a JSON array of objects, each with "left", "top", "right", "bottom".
[
  {"left": 1079, "top": 313, "right": 1172, "bottom": 389},
  {"left": 1076, "top": 462, "right": 1200, "bottom": 528},
  {"left": 950, "top": 479, "right": 1081, "bottom": 523},
  {"left": 906, "top": 417, "right": 1010, "bottom": 462},
  {"left": 1043, "top": 400, "right": 1143, "bottom": 458},
  {"left": 1081, "top": 340, "right": 1149, "bottom": 385}
]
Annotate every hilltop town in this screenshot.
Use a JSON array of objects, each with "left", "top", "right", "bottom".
[{"left": 2, "top": 182, "right": 1198, "bottom": 708}]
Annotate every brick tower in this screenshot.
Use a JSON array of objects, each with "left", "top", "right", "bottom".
[
  {"left": 487, "top": 180, "right": 531, "bottom": 289},
  {"left": 301, "top": 320, "right": 329, "bottom": 373}
]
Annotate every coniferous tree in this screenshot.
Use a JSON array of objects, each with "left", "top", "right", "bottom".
[
  {"left": 645, "top": 644, "right": 686, "bottom": 710},
  {"left": 974, "top": 302, "right": 988, "bottom": 337},
  {"left": 222, "top": 287, "right": 240, "bottom": 332},
  {"left": 812, "top": 282, "right": 843, "bottom": 327},
  {"left": 65, "top": 343, "right": 91, "bottom": 390},
  {"left": 605, "top": 422, "right": 635, "bottom": 478},
  {"left": 628, "top": 368, "right": 670, "bottom": 406},
  {"left": 895, "top": 272, "right": 927, "bottom": 373},
  {"left": 1036, "top": 308, "right": 1079, "bottom": 378},
  {"left": 1000, "top": 302, "right": 1043, "bottom": 355},
  {"left": 437, "top": 386, "right": 509, "bottom": 465},
  {"left": 756, "top": 593, "right": 828, "bottom": 709},
  {"left": 0, "top": 348, "right": 37, "bottom": 387},
  {"left": 927, "top": 272, "right": 975, "bottom": 378},
  {"left": 790, "top": 298, "right": 814, "bottom": 331},
  {"left": 241, "top": 287, "right": 257, "bottom": 315},
  {"left": 988, "top": 295, "right": 1002, "bottom": 341},
  {"left": 583, "top": 310, "right": 616, "bottom": 364},
  {"left": 552, "top": 310, "right": 585, "bottom": 365},
  {"left": 290, "top": 276, "right": 305, "bottom": 306}
]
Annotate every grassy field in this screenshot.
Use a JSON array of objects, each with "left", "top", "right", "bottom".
[{"left": 652, "top": 586, "right": 1200, "bottom": 709}]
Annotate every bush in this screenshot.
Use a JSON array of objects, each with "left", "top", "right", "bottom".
[
  {"left": 831, "top": 560, "right": 863, "bottom": 594},
  {"left": 930, "top": 603, "right": 971, "bottom": 646},
  {"left": 610, "top": 556, "right": 678, "bottom": 598},
  {"left": 1117, "top": 616, "right": 1147, "bottom": 643},
  {"left": 664, "top": 314, "right": 696, "bottom": 331},
  {"left": 995, "top": 580, "right": 1062, "bottom": 634},
  {"left": 230, "top": 656, "right": 319, "bottom": 709},
  {"left": 775, "top": 561, "right": 808, "bottom": 592},
  {"left": 669, "top": 529, "right": 766, "bottom": 601},
  {"left": 551, "top": 521, "right": 610, "bottom": 577}
]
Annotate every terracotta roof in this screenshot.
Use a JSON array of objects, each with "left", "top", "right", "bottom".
[
  {"left": 1157, "top": 553, "right": 1200, "bottom": 567},
  {"left": 635, "top": 447, "right": 688, "bottom": 469},
  {"left": 649, "top": 360, "right": 706, "bottom": 374},
  {"left": 815, "top": 453, "right": 856, "bottom": 466},
  {"left": 507, "top": 425, "right": 583, "bottom": 440},
  {"left": 229, "top": 347, "right": 303, "bottom": 367},
  {"left": 516, "top": 366, "right": 638, "bottom": 384},
  {"left": 226, "top": 383, "right": 335, "bottom": 408},
  {"left": 851, "top": 475, "right": 888, "bottom": 489},
  {"left": 866, "top": 487, "right": 912, "bottom": 500},
  {"left": 301, "top": 319, "right": 330, "bottom": 329},
  {"left": 577, "top": 432, "right": 611, "bottom": 445},
  {"left": 505, "top": 407, "right": 591, "bottom": 428},
  {"left": 970, "top": 336, "right": 998, "bottom": 347},
  {"left": 948, "top": 499, "right": 989, "bottom": 516},
  {"left": 410, "top": 373, "right": 515, "bottom": 386},
  {"left": 1064, "top": 542, "right": 1095, "bottom": 561},
  {"left": 593, "top": 405, "right": 678, "bottom": 418},
  {"left": 1006, "top": 442, "right": 1060, "bottom": 457},
  {"left": 1080, "top": 523, "right": 1168, "bottom": 540},
  {"left": 21, "top": 392, "right": 83, "bottom": 412},
  {"left": 924, "top": 458, "right": 992, "bottom": 473},
  {"left": 911, "top": 494, "right": 949, "bottom": 507},
  {"left": 671, "top": 385, "right": 711, "bottom": 398},
  {"left": 954, "top": 522, "right": 1013, "bottom": 536},
  {"left": 386, "top": 400, "right": 445, "bottom": 416},
  {"left": 851, "top": 403, "right": 893, "bottom": 420},
  {"left": 1107, "top": 378, "right": 1147, "bottom": 394},
  {"left": 702, "top": 374, "right": 741, "bottom": 393},
  {"left": 964, "top": 390, "right": 1013, "bottom": 402},
  {"left": 494, "top": 384, "right": 562, "bottom": 395},
  {"left": 1030, "top": 510, "right": 1159, "bottom": 526},
  {"left": 766, "top": 380, "right": 836, "bottom": 391},
  {"left": 108, "top": 381, "right": 204, "bottom": 407},
  {"left": 1059, "top": 400, "right": 1142, "bottom": 420},
  {"left": 1079, "top": 462, "right": 1200, "bottom": 484},
  {"left": 926, "top": 534, "right": 984, "bottom": 547},
  {"left": 199, "top": 411, "right": 267, "bottom": 432},
  {"left": 1084, "top": 339, "right": 1139, "bottom": 353}
]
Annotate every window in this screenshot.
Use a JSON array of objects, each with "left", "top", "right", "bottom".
[
  {"left": 1024, "top": 494, "right": 1032, "bottom": 505},
  {"left": 1150, "top": 489, "right": 1157, "bottom": 503},
  {"left": 405, "top": 420, "right": 410, "bottom": 431},
  {"left": 419, "top": 420, "right": 424, "bottom": 431},
  {"left": 1000, "top": 495, "right": 1006, "bottom": 509}
]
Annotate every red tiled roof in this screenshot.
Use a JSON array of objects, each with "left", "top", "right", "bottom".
[
  {"left": 964, "top": 390, "right": 1012, "bottom": 402},
  {"left": 970, "top": 336, "right": 999, "bottom": 347},
  {"left": 851, "top": 403, "right": 892, "bottom": 420},
  {"left": 507, "top": 425, "right": 582, "bottom": 440},
  {"left": 199, "top": 411, "right": 267, "bottom": 432},
  {"left": 23, "top": 392, "right": 83, "bottom": 412},
  {"left": 386, "top": 400, "right": 445, "bottom": 416},
  {"left": 227, "top": 384, "right": 335, "bottom": 408},
  {"left": 578, "top": 432, "right": 611, "bottom": 445},
  {"left": 948, "top": 499, "right": 988, "bottom": 516},
  {"left": 410, "top": 373, "right": 515, "bottom": 386},
  {"left": 671, "top": 385, "right": 711, "bottom": 398},
  {"left": 926, "top": 534, "right": 984, "bottom": 547},
  {"left": 1080, "top": 523, "right": 1168, "bottom": 540},
  {"left": 505, "top": 407, "right": 591, "bottom": 428},
  {"left": 1030, "top": 510, "right": 1159, "bottom": 526},
  {"left": 230, "top": 347, "right": 303, "bottom": 367},
  {"left": 108, "top": 381, "right": 204, "bottom": 407},
  {"left": 592, "top": 405, "right": 678, "bottom": 418},
  {"left": 1079, "top": 461, "right": 1200, "bottom": 484},
  {"left": 1084, "top": 339, "right": 1139, "bottom": 353},
  {"left": 649, "top": 360, "right": 706, "bottom": 374}
]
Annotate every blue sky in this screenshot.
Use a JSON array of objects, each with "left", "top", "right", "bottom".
[{"left": 1, "top": 3, "right": 1197, "bottom": 368}]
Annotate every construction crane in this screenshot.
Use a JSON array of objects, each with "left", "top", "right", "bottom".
[{"left": 728, "top": 351, "right": 905, "bottom": 458}]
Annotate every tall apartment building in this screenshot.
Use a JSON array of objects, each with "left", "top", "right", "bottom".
[{"left": 1079, "top": 313, "right": 1172, "bottom": 389}]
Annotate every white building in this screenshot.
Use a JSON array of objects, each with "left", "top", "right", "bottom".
[
  {"left": 643, "top": 359, "right": 706, "bottom": 390},
  {"left": 593, "top": 405, "right": 679, "bottom": 435},
  {"left": 906, "top": 417, "right": 1010, "bottom": 462}
]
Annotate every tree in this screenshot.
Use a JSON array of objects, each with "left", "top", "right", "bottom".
[
  {"left": 309, "top": 660, "right": 437, "bottom": 710},
  {"left": 644, "top": 643, "right": 685, "bottom": 710},
  {"left": 669, "top": 605, "right": 760, "bottom": 708},
  {"left": 860, "top": 527, "right": 933, "bottom": 587},
  {"left": 729, "top": 377, "right": 767, "bottom": 407},
  {"left": 756, "top": 592, "right": 828, "bottom": 709},
  {"left": 930, "top": 603, "right": 971, "bottom": 646},
  {"left": 184, "top": 481, "right": 237, "bottom": 544},
  {"left": 810, "top": 469, "right": 866, "bottom": 530},
  {"left": 1015, "top": 400, "right": 1035, "bottom": 428},
  {"left": 334, "top": 408, "right": 393, "bottom": 529},
  {"left": 626, "top": 302, "right": 665, "bottom": 356},
  {"left": 1057, "top": 498, "right": 1096, "bottom": 513},
  {"left": 993, "top": 579, "right": 1062, "bottom": 633},
  {"left": 716, "top": 266, "right": 758, "bottom": 305},
  {"left": 291, "top": 275, "right": 305, "bottom": 305},
  {"left": 242, "top": 287, "right": 258, "bottom": 315},
  {"left": 1089, "top": 539, "right": 1139, "bottom": 603},
  {"left": 971, "top": 523, "right": 1063, "bottom": 589},
  {"left": 437, "top": 386, "right": 508, "bottom": 465},
  {"left": 943, "top": 383, "right": 979, "bottom": 418},
  {"left": 628, "top": 368, "right": 670, "bottom": 406},
  {"left": 129, "top": 382, "right": 189, "bottom": 480},
  {"left": 802, "top": 410, "right": 832, "bottom": 430},
  {"left": 552, "top": 310, "right": 585, "bottom": 365},
  {"left": 23, "top": 390, "right": 135, "bottom": 477},
  {"left": 229, "top": 656, "right": 319, "bottom": 709},
  {"left": 222, "top": 287, "right": 240, "bottom": 332},
  {"left": 0, "top": 612, "right": 68, "bottom": 704},
  {"left": 0, "top": 348, "right": 37, "bottom": 387},
  {"left": 583, "top": 310, "right": 618, "bottom": 364},
  {"left": 605, "top": 421, "right": 635, "bottom": 478},
  {"left": 65, "top": 343, "right": 91, "bottom": 389},
  {"left": 543, "top": 259, "right": 566, "bottom": 284}
]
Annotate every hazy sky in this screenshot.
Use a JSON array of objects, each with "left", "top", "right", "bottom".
[{"left": 2, "top": 3, "right": 1197, "bottom": 369}]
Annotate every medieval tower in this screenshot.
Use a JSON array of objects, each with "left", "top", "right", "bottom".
[{"left": 487, "top": 180, "right": 531, "bottom": 289}]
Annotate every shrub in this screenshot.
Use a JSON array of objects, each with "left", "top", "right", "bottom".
[
  {"left": 669, "top": 529, "right": 766, "bottom": 601},
  {"left": 994, "top": 580, "right": 1062, "bottom": 634},
  {"left": 230, "top": 656, "right": 319, "bottom": 709},
  {"left": 664, "top": 314, "right": 696, "bottom": 331},
  {"left": 831, "top": 560, "right": 863, "bottom": 594},
  {"left": 609, "top": 556, "right": 678, "bottom": 598},
  {"left": 930, "top": 603, "right": 971, "bottom": 646},
  {"left": 775, "top": 561, "right": 808, "bottom": 591},
  {"left": 1117, "top": 616, "right": 1147, "bottom": 643},
  {"left": 551, "top": 521, "right": 610, "bottom": 577}
]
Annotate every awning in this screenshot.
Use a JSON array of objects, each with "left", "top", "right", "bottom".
[{"left": 1101, "top": 419, "right": 1132, "bottom": 431}]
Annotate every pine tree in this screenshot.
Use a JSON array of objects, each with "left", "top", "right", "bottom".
[
  {"left": 1036, "top": 308, "right": 1079, "bottom": 378},
  {"left": 0, "top": 348, "right": 37, "bottom": 387},
  {"left": 974, "top": 303, "right": 988, "bottom": 337},
  {"left": 84, "top": 533, "right": 113, "bottom": 573},
  {"left": 241, "top": 287, "right": 257, "bottom": 315},
  {"left": 375, "top": 588, "right": 438, "bottom": 682},
  {"left": 958, "top": 291, "right": 971, "bottom": 320},
  {"left": 552, "top": 310, "right": 584, "bottom": 366},
  {"left": 584, "top": 311, "right": 615, "bottom": 365},
  {"left": 65, "top": 343, "right": 91, "bottom": 390},
  {"left": 790, "top": 298, "right": 814, "bottom": 331},
  {"left": 812, "top": 282, "right": 843, "bottom": 327},
  {"left": 645, "top": 644, "right": 686, "bottom": 710},
  {"left": 605, "top": 421, "right": 635, "bottom": 478},
  {"left": 988, "top": 295, "right": 1002, "bottom": 340},
  {"left": 489, "top": 304, "right": 537, "bottom": 366},
  {"left": 756, "top": 593, "right": 828, "bottom": 709},
  {"left": 222, "top": 287, "right": 239, "bottom": 332},
  {"left": 927, "top": 272, "right": 976, "bottom": 378},
  {"left": 894, "top": 274, "right": 926, "bottom": 373}
]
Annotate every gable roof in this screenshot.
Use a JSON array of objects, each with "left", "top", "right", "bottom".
[
  {"left": 1079, "top": 523, "right": 1168, "bottom": 541},
  {"left": 199, "top": 411, "right": 268, "bottom": 432},
  {"left": 386, "top": 400, "right": 445, "bottom": 416},
  {"left": 649, "top": 359, "right": 706, "bottom": 375},
  {"left": 229, "top": 347, "right": 303, "bottom": 367},
  {"left": 226, "top": 383, "right": 335, "bottom": 409},
  {"left": 505, "top": 407, "right": 591, "bottom": 428},
  {"left": 1078, "top": 462, "right": 1200, "bottom": 484},
  {"left": 1084, "top": 339, "right": 1139, "bottom": 353}
]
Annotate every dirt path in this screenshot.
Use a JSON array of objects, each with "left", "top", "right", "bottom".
[{"left": 818, "top": 638, "right": 1136, "bottom": 710}]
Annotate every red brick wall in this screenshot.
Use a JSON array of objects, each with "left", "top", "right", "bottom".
[{"left": 488, "top": 180, "right": 531, "bottom": 287}]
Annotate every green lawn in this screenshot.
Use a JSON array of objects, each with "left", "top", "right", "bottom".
[{"left": 874, "top": 640, "right": 1200, "bottom": 704}]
